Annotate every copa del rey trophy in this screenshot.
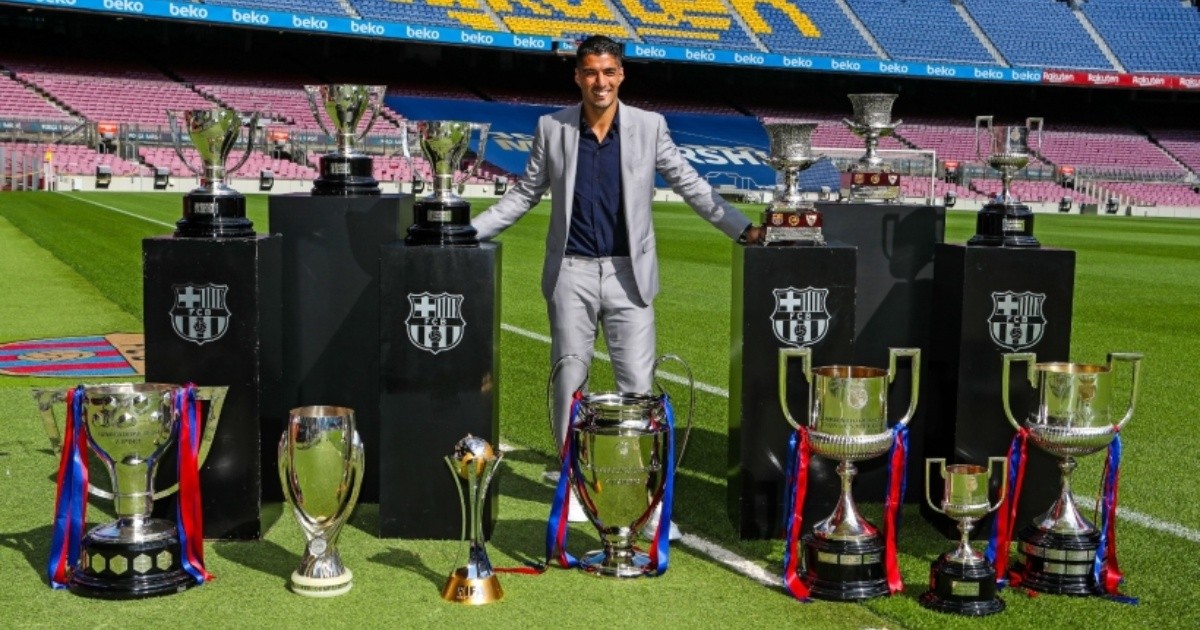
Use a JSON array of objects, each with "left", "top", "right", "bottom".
[
  {"left": 840, "top": 93, "right": 902, "bottom": 202},
  {"left": 969, "top": 116, "right": 1044, "bottom": 247},
  {"left": 405, "top": 120, "right": 490, "bottom": 246},
  {"left": 304, "top": 84, "right": 385, "bottom": 196},
  {"left": 167, "top": 108, "right": 259, "bottom": 238},
  {"left": 442, "top": 435, "right": 504, "bottom": 604},
  {"left": 760, "top": 119, "right": 823, "bottom": 245}
]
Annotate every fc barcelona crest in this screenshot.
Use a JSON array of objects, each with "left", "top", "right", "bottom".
[
  {"left": 988, "top": 291, "right": 1046, "bottom": 351},
  {"left": 771, "top": 287, "right": 830, "bottom": 347},
  {"left": 171, "top": 283, "right": 230, "bottom": 346},
  {"left": 407, "top": 292, "right": 465, "bottom": 355}
]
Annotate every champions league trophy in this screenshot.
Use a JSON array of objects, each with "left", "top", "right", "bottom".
[
  {"left": 442, "top": 435, "right": 504, "bottom": 604},
  {"left": 778, "top": 347, "right": 919, "bottom": 600},
  {"left": 760, "top": 119, "right": 824, "bottom": 245},
  {"left": 920, "top": 458, "right": 1008, "bottom": 616},
  {"left": 999, "top": 352, "right": 1142, "bottom": 595},
  {"left": 405, "top": 120, "right": 490, "bottom": 246},
  {"left": 279, "top": 405, "right": 365, "bottom": 597},
  {"left": 840, "top": 94, "right": 902, "bottom": 202},
  {"left": 167, "top": 108, "right": 259, "bottom": 238},
  {"left": 39, "top": 383, "right": 226, "bottom": 598},
  {"left": 969, "top": 116, "right": 1044, "bottom": 247},
  {"left": 304, "top": 84, "right": 385, "bottom": 196}
]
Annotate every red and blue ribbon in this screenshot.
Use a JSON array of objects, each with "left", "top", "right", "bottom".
[
  {"left": 175, "top": 384, "right": 211, "bottom": 584},
  {"left": 545, "top": 392, "right": 583, "bottom": 569},
  {"left": 986, "top": 427, "right": 1029, "bottom": 587},
  {"left": 47, "top": 385, "right": 89, "bottom": 589},
  {"left": 1094, "top": 432, "right": 1137, "bottom": 604},
  {"left": 882, "top": 424, "right": 909, "bottom": 595},
  {"left": 780, "top": 426, "right": 812, "bottom": 601},
  {"left": 645, "top": 394, "right": 676, "bottom": 576}
]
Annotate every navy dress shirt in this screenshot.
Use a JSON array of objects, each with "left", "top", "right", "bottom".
[{"left": 565, "top": 113, "right": 628, "bottom": 257}]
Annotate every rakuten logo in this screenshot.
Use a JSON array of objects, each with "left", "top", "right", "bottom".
[
  {"left": 1087, "top": 73, "right": 1119, "bottom": 85},
  {"left": 512, "top": 36, "right": 546, "bottom": 49},
  {"left": 1131, "top": 75, "right": 1166, "bottom": 87},
  {"left": 232, "top": 8, "right": 269, "bottom": 25},
  {"left": 103, "top": 0, "right": 143, "bottom": 13},
  {"left": 406, "top": 26, "right": 440, "bottom": 40},
  {"left": 169, "top": 3, "right": 207, "bottom": 18},
  {"left": 351, "top": 21, "right": 385, "bottom": 36},
  {"left": 634, "top": 45, "right": 666, "bottom": 58},
  {"left": 1043, "top": 71, "right": 1075, "bottom": 83},
  {"left": 1179, "top": 77, "right": 1200, "bottom": 89}
]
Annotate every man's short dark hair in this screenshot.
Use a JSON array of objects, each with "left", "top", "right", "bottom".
[{"left": 576, "top": 35, "right": 623, "bottom": 67}]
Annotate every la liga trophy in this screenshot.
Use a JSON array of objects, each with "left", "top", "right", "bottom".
[
  {"left": 304, "top": 84, "right": 384, "bottom": 196},
  {"left": 167, "top": 107, "right": 259, "bottom": 238},
  {"left": 442, "top": 435, "right": 504, "bottom": 604},
  {"left": 760, "top": 119, "right": 824, "bottom": 245},
  {"left": 840, "top": 93, "right": 902, "bottom": 202},
  {"left": 405, "top": 120, "right": 490, "bottom": 246},
  {"left": 969, "top": 116, "right": 1044, "bottom": 247}
]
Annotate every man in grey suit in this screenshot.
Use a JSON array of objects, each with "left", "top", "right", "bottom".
[{"left": 471, "top": 35, "right": 764, "bottom": 531}]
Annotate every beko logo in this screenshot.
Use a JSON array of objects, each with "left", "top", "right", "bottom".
[
  {"left": 37, "top": 0, "right": 77, "bottom": 5},
  {"left": 782, "top": 56, "right": 813, "bottom": 68},
  {"left": 169, "top": 3, "right": 207, "bottom": 18},
  {"left": 879, "top": 62, "right": 909, "bottom": 74},
  {"left": 512, "top": 36, "right": 547, "bottom": 49},
  {"left": 293, "top": 15, "right": 329, "bottom": 30},
  {"left": 734, "top": 53, "right": 765, "bottom": 65},
  {"left": 831, "top": 60, "right": 862, "bottom": 71},
  {"left": 231, "top": 8, "right": 269, "bottom": 24},
  {"left": 406, "top": 26, "right": 440, "bottom": 40},
  {"left": 634, "top": 46, "right": 666, "bottom": 58},
  {"left": 685, "top": 49, "right": 715, "bottom": 62},
  {"left": 351, "top": 21, "right": 385, "bottom": 35},
  {"left": 461, "top": 32, "right": 494, "bottom": 45},
  {"left": 103, "top": 0, "right": 143, "bottom": 12}
]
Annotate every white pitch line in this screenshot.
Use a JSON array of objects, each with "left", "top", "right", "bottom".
[
  {"left": 678, "top": 533, "right": 779, "bottom": 587},
  {"left": 56, "top": 193, "right": 176, "bottom": 229}
]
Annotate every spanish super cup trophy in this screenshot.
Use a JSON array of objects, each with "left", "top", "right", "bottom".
[
  {"left": 279, "top": 405, "right": 365, "bottom": 597},
  {"left": 442, "top": 435, "right": 504, "bottom": 604},
  {"left": 997, "top": 352, "right": 1142, "bottom": 596},
  {"left": 546, "top": 354, "right": 694, "bottom": 577},
  {"left": 778, "top": 347, "right": 919, "bottom": 601},
  {"left": 840, "top": 93, "right": 902, "bottom": 202},
  {"left": 969, "top": 116, "right": 1044, "bottom": 247},
  {"left": 760, "top": 119, "right": 824, "bottom": 245},
  {"left": 920, "top": 457, "right": 1008, "bottom": 616},
  {"left": 405, "top": 120, "right": 490, "bottom": 246},
  {"left": 39, "top": 383, "right": 227, "bottom": 598},
  {"left": 167, "top": 108, "right": 259, "bottom": 238},
  {"left": 304, "top": 84, "right": 385, "bottom": 196}
]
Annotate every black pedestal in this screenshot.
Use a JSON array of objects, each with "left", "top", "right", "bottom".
[
  {"left": 71, "top": 526, "right": 197, "bottom": 599},
  {"left": 379, "top": 242, "right": 501, "bottom": 539},
  {"left": 269, "top": 194, "right": 411, "bottom": 503},
  {"left": 918, "top": 556, "right": 1005, "bottom": 616},
  {"left": 802, "top": 534, "right": 889, "bottom": 601},
  {"left": 728, "top": 244, "right": 856, "bottom": 539},
  {"left": 143, "top": 234, "right": 281, "bottom": 540},
  {"left": 926, "top": 244, "right": 1075, "bottom": 536}
]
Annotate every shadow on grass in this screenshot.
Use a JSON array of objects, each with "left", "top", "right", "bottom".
[
  {"left": 370, "top": 548, "right": 445, "bottom": 589},
  {"left": 1, "top": 524, "right": 54, "bottom": 587},
  {"left": 210, "top": 536, "right": 295, "bottom": 588}
]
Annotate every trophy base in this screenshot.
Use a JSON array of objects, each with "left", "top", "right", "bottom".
[
  {"left": 312, "top": 154, "right": 381, "bottom": 196},
  {"left": 175, "top": 192, "right": 255, "bottom": 239},
  {"left": 918, "top": 556, "right": 1005, "bottom": 616},
  {"left": 967, "top": 202, "right": 1039, "bottom": 247},
  {"left": 290, "top": 568, "right": 354, "bottom": 598},
  {"left": 441, "top": 568, "right": 503, "bottom": 604},
  {"left": 580, "top": 548, "right": 653, "bottom": 578},
  {"left": 69, "top": 528, "right": 198, "bottom": 599},
  {"left": 801, "top": 534, "right": 889, "bottom": 601},
  {"left": 839, "top": 171, "right": 901, "bottom": 202},
  {"left": 406, "top": 198, "right": 478, "bottom": 246},
  {"left": 1012, "top": 526, "right": 1099, "bottom": 596}
]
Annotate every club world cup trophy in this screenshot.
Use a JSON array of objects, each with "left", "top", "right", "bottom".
[
  {"left": 778, "top": 347, "right": 919, "bottom": 601},
  {"left": 279, "top": 405, "right": 365, "bottom": 597},
  {"left": 919, "top": 458, "right": 1008, "bottom": 616},
  {"left": 760, "top": 119, "right": 824, "bottom": 245},
  {"left": 969, "top": 116, "right": 1044, "bottom": 247},
  {"left": 996, "top": 352, "right": 1142, "bottom": 596},
  {"left": 840, "top": 93, "right": 902, "bottom": 202},
  {"left": 546, "top": 354, "right": 694, "bottom": 577},
  {"left": 167, "top": 108, "right": 259, "bottom": 238},
  {"left": 442, "top": 435, "right": 504, "bottom": 604},
  {"left": 405, "top": 120, "right": 490, "bottom": 246},
  {"left": 40, "top": 383, "right": 226, "bottom": 598},
  {"left": 304, "top": 84, "right": 385, "bottom": 196}
]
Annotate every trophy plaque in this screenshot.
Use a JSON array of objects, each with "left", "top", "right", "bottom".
[
  {"left": 305, "top": 84, "right": 385, "bottom": 196},
  {"left": 840, "top": 94, "right": 902, "bottom": 202},
  {"left": 778, "top": 346, "right": 919, "bottom": 601},
  {"left": 442, "top": 435, "right": 504, "bottom": 604},
  {"left": 920, "top": 458, "right": 1008, "bottom": 616},
  {"left": 405, "top": 120, "right": 490, "bottom": 246},
  {"left": 969, "top": 116, "right": 1044, "bottom": 247},
  {"left": 279, "top": 405, "right": 365, "bottom": 597},
  {"left": 167, "top": 108, "right": 259, "bottom": 238},
  {"left": 1000, "top": 352, "right": 1142, "bottom": 596},
  {"left": 760, "top": 119, "right": 823, "bottom": 245}
]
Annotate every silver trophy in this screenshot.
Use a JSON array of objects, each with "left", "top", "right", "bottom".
[
  {"left": 778, "top": 347, "right": 920, "bottom": 600},
  {"left": 969, "top": 116, "right": 1044, "bottom": 246},
  {"left": 760, "top": 119, "right": 823, "bottom": 245},
  {"left": 841, "top": 93, "right": 902, "bottom": 202},
  {"left": 279, "top": 405, "right": 365, "bottom": 597},
  {"left": 442, "top": 435, "right": 504, "bottom": 604},
  {"left": 405, "top": 120, "right": 491, "bottom": 246},
  {"left": 305, "top": 84, "right": 385, "bottom": 196},
  {"left": 167, "top": 107, "right": 259, "bottom": 238},
  {"left": 1001, "top": 352, "right": 1141, "bottom": 595}
]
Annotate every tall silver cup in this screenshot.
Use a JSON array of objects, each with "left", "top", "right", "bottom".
[
  {"left": 968, "top": 116, "right": 1045, "bottom": 247},
  {"left": 167, "top": 107, "right": 258, "bottom": 237},
  {"left": 840, "top": 93, "right": 902, "bottom": 201},
  {"left": 305, "top": 84, "right": 385, "bottom": 195},
  {"left": 405, "top": 120, "right": 490, "bottom": 246},
  {"left": 760, "top": 119, "right": 823, "bottom": 245}
]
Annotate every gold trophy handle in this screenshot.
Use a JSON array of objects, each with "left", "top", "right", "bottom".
[
  {"left": 456, "top": 122, "right": 491, "bottom": 195},
  {"left": 925, "top": 458, "right": 947, "bottom": 515},
  {"left": 887, "top": 347, "right": 921, "bottom": 427},
  {"left": 225, "top": 112, "right": 260, "bottom": 178},
  {"left": 547, "top": 354, "right": 590, "bottom": 444},
  {"left": 1002, "top": 352, "right": 1037, "bottom": 431},
  {"left": 652, "top": 354, "right": 695, "bottom": 465},
  {"left": 1108, "top": 352, "right": 1143, "bottom": 431},
  {"left": 986, "top": 456, "right": 1009, "bottom": 513},
  {"left": 777, "top": 347, "right": 812, "bottom": 430},
  {"left": 167, "top": 110, "right": 204, "bottom": 178},
  {"left": 975, "top": 115, "right": 994, "bottom": 163}
]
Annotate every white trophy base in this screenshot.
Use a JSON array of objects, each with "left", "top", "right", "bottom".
[{"left": 290, "top": 568, "right": 353, "bottom": 598}]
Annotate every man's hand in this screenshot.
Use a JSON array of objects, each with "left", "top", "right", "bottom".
[{"left": 741, "top": 225, "right": 766, "bottom": 246}]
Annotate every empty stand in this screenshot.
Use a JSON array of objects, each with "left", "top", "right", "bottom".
[
  {"left": 611, "top": 0, "right": 760, "bottom": 50},
  {"left": 846, "top": 0, "right": 994, "bottom": 64},
  {"left": 1081, "top": 0, "right": 1200, "bottom": 74},
  {"left": 730, "top": 0, "right": 876, "bottom": 56},
  {"left": 483, "top": 0, "right": 630, "bottom": 40},
  {"left": 961, "top": 0, "right": 1112, "bottom": 70},
  {"left": 354, "top": 0, "right": 504, "bottom": 31},
  {"left": 204, "top": 0, "right": 352, "bottom": 18}
]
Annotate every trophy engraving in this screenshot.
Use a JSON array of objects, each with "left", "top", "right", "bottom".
[
  {"left": 441, "top": 435, "right": 503, "bottom": 604},
  {"left": 167, "top": 108, "right": 259, "bottom": 238},
  {"left": 760, "top": 119, "right": 823, "bottom": 245},
  {"left": 405, "top": 120, "right": 490, "bottom": 246},
  {"left": 840, "top": 94, "right": 902, "bottom": 202},
  {"left": 304, "top": 85, "right": 385, "bottom": 196},
  {"left": 969, "top": 116, "right": 1044, "bottom": 247}
]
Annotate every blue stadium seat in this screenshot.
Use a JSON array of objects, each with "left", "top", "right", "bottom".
[
  {"left": 1081, "top": 0, "right": 1200, "bottom": 74},
  {"left": 961, "top": 0, "right": 1113, "bottom": 70},
  {"left": 731, "top": 0, "right": 876, "bottom": 57},
  {"left": 205, "top": 0, "right": 351, "bottom": 18},
  {"left": 846, "top": 0, "right": 994, "bottom": 64},
  {"left": 610, "top": 0, "right": 759, "bottom": 50}
]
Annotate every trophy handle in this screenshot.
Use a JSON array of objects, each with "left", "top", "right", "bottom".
[
  {"left": 986, "top": 456, "right": 1009, "bottom": 513},
  {"left": 456, "top": 122, "right": 491, "bottom": 195},
  {"left": 974, "top": 115, "right": 994, "bottom": 163},
  {"left": 304, "top": 87, "right": 336, "bottom": 141},
  {"left": 167, "top": 110, "right": 204, "bottom": 178},
  {"left": 547, "top": 354, "right": 590, "bottom": 441},
  {"left": 777, "top": 347, "right": 812, "bottom": 430},
  {"left": 925, "top": 458, "right": 947, "bottom": 515},
  {"left": 225, "top": 112, "right": 260, "bottom": 178},
  {"left": 841, "top": 117, "right": 855, "bottom": 130},
  {"left": 652, "top": 354, "right": 695, "bottom": 465},
  {"left": 357, "top": 87, "right": 385, "bottom": 141},
  {"left": 408, "top": 121, "right": 431, "bottom": 192},
  {"left": 1026, "top": 117, "right": 1044, "bottom": 152},
  {"left": 151, "top": 384, "right": 228, "bottom": 500},
  {"left": 892, "top": 118, "right": 903, "bottom": 130},
  {"left": 1108, "top": 352, "right": 1143, "bottom": 431},
  {"left": 1001, "top": 352, "right": 1037, "bottom": 431},
  {"left": 887, "top": 347, "right": 920, "bottom": 427},
  {"left": 32, "top": 388, "right": 66, "bottom": 453}
]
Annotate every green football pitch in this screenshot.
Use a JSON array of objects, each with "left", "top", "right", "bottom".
[{"left": 0, "top": 192, "right": 1197, "bottom": 628}]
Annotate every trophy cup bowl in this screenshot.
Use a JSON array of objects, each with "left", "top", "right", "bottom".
[
  {"left": 405, "top": 120, "right": 490, "bottom": 246},
  {"left": 760, "top": 119, "right": 824, "bottom": 245},
  {"left": 167, "top": 107, "right": 258, "bottom": 238},
  {"left": 968, "top": 116, "right": 1044, "bottom": 247},
  {"left": 1001, "top": 352, "right": 1142, "bottom": 595},
  {"left": 841, "top": 94, "right": 902, "bottom": 201},
  {"left": 305, "top": 84, "right": 384, "bottom": 196},
  {"left": 778, "top": 346, "right": 920, "bottom": 600},
  {"left": 279, "top": 405, "right": 365, "bottom": 597},
  {"left": 442, "top": 434, "right": 504, "bottom": 604},
  {"left": 919, "top": 458, "right": 1008, "bottom": 616}
]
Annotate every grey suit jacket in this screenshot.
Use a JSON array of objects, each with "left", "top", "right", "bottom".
[{"left": 471, "top": 102, "right": 752, "bottom": 306}]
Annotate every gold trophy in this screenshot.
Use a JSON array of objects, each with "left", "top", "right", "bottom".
[{"left": 442, "top": 435, "right": 503, "bottom": 604}]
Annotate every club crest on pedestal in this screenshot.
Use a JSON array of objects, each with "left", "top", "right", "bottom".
[
  {"left": 771, "top": 287, "right": 830, "bottom": 347},
  {"left": 406, "top": 292, "right": 465, "bottom": 355},
  {"left": 170, "top": 283, "right": 230, "bottom": 346},
  {"left": 988, "top": 291, "right": 1046, "bottom": 351}
]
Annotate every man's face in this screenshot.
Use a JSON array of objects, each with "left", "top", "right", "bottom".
[{"left": 575, "top": 53, "right": 624, "bottom": 113}]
